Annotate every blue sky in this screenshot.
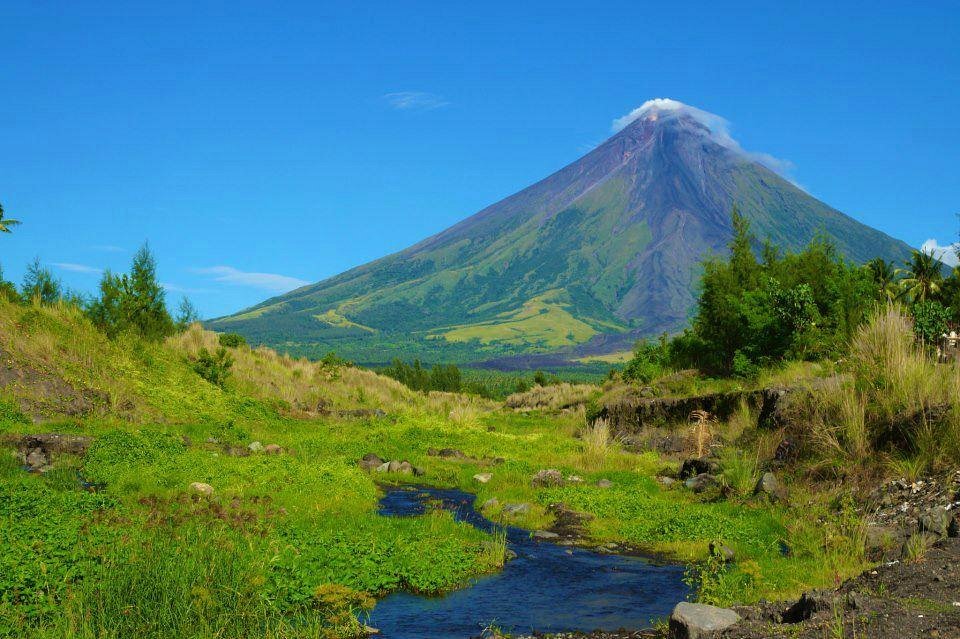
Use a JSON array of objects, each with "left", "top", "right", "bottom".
[{"left": 1, "top": 1, "right": 958, "bottom": 318}]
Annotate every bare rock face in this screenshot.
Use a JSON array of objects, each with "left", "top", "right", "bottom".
[
  {"left": 9, "top": 433, "right": 93, "bottom": 472},
  {"left": 669, "top": 602, "right": 740, "bottom": 638}
]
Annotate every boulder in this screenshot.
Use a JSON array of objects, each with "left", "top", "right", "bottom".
[
  {"left": 567, "top": 475, "right": 583, "bottom": 483},
  {"left": 248, "top": 441, "right": 264, "bottom": 453},
  {"left": 374, "top": 462, "right": 391, "bottom": 473},
  {"left": 596, "top": 479, "right": 613, "bottom": 488},
  {"left": 387, "top": 460, "right": 402, "bottom": 473},
  {"left": 359, "top": 453, "right": 384, "bottom": 471},
  {"left": 657, "top": 476, "right": 676, "bottom": 487},
  {"left": 949, "top": 514, "right": 959, "bottom": 538},
  {"left": 531, "top": 469, "right": 565, "bottom": 488},
  {"left": 532, "top": 530, "right": 559, "bottom": 540},
  {"left": 669, "top": 602, "right": 740, "bottom": 639},
  {"left": 473, "top": 473, "right": 492, "bottom": 484},
  {"left": 263, "top": 444, "right": 283, "bottom": 455},
  {"left": 502, "top": 502, "right": 531, "bottom": 516},
  {"left": 919, "top": 507, "right": 951, "bottom": 537},
  {"left": 684, "top": 473, "right": 717, "bottom": 493},
  {"left": 679, "top": 458, "right": 719, "bottom": 480},
  {"left": 482, "top": 497, "right": 500, "bottom": 510},
  {"left": 708, "top": 541, "right": 736, "bottom": 563},
  {"left": 412, "top": 466, "right": 426, "bottom": 477},
  {"left": 189, "top": 482, "right": 215, "bottom": 496},
  {"left": 396, "top": 461, "right": 414, "bottom": 475},
  {"left": 754, "top": 472, "right": 785, "bottom": 502}
]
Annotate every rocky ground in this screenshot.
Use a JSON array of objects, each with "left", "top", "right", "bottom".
[
  {"left": 517, "top": 470, "right": 960, "bottom": 639},
  {"left": 518, "top": 537, "right": 960, "bottom": 638}
]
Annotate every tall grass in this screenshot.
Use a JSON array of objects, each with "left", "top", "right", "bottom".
[
  {"left": 796, "top": 306, "right": 960, "bottom": 475},
  {"left": 579, "top": 417, "right": 613, "bottom": 470},
  {"left": 504, "top": 383, "right": 598, "bottom": 411}
]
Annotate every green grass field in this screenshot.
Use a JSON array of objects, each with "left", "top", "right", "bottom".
[{"left": 0, "top": 300, "right": 872, "bottom": 638}]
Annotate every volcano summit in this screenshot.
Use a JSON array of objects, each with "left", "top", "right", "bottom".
[{"left": 210, "top": 100, "right": 912, "bottom": 363}]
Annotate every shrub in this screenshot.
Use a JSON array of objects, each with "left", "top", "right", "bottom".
[
  {"left": 218, "top": 332, "right": 247, "bottom": 348},
  {"left": 194, "top": 347, "right": 233, "bottom": 387},
  {"left": 910, "top": 300, "right": 950, "bottom": 347},
  {"left": 623, "top": 338, "right": 667, "bottom": 383}
]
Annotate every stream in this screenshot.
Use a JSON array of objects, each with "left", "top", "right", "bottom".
[{"left": 368, "top": 485, "right": 688, "bottom": 638}]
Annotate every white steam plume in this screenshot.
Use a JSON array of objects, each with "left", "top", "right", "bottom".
[{"left": 611, "top": 98, "right": 796, "bottom": 178}]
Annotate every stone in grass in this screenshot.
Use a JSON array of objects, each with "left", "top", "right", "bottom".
[
  {"left": 531, "top": 469, "right": 565, "bottom": 488},
  {"left": 482, "top": 497, "right": 500, "bottom": 510},
  {"left": 754, "top": 472, "right": 785, "bottom": 502},
  {"left": 919, "top": 507, "right": 950, "bottom": 537},
  {"left": 248, "top": 441, "right": 264, "bottom": 453},
  {"left": 684, "top": 473, "right": 717, "bottom": 493},
  {"left": 473, "top": 473, "right": 493, "bottom": 484},
  {"left": 359, "top": 453, "right": 384, "bottom": 471},
  {"left": 669, "top": 602, "right": 740, "bottom": 639},
  {"left": 502, "top": 502, "right": 531, "bottom": 516},
  {"left": 190, "top": 482, "right": 215, "bottom": 496},
  {"left": 708, "top": 541, "right": 736, "bottom": 563},
  {"left": 596, "top": 479, "right": 613, "bottom": 488},
  {"left": 263, "top": 444, "right": 283, "bottom": 455},
  {"left": 533, "top": 530, "right": 559, "bottom": 540}
]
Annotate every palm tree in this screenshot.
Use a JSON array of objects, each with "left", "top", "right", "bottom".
[
  {"left": 898, "top": 249, "right": 944, "bottom": 302},
  {"left": 866, "top": 257, "right": 900, "bottom": 301},
  {"left": 0, "top": 203, "right": 20, "bottom": 234}
]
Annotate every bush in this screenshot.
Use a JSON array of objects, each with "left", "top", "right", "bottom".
[
  {"left": 910, "top": 300, "right": 950, "bottom": 347},
  {"left": 623, "top": 338, "right": 667, "bottom": 383},
  {"left": 218, "top": 332, "right": 247, "bottom": 348},
  {"left": 194, "top": 347, "right": 233, "bottom": 387}
]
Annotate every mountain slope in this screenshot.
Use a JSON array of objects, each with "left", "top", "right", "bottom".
[{"left": 210, "top": 100, "right": 913, "bottom": 363}]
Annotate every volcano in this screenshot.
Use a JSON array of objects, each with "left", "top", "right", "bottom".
[{"left": 210, "top": 99, "right": 913, "bottom": 364}]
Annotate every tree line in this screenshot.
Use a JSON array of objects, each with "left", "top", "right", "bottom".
[{"left": 625, "top": 208, "right": 959, "bottom": 380}]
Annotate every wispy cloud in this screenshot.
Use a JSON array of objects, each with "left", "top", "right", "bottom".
[
  {"left": 161, "top": 282, "right": 211, "bottom": 295},
  {"left": 383, "top": 91, "right": 450, "bottom": 111},
  {"left": 921, "top": 239, "right": 960, "bottom": 267},
  {"left": 192, "top": 266, "right": 310, "bottom": 293},
  {"left": 89, "top": 244, "right": 125, "bottom": 253},
  {"left": 52, "top": 262, "right": 103, "bottom": 275}
]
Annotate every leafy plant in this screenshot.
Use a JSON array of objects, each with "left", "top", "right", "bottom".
[
  {"left": 910, "top": 299, "right": 950, "bottom": 346},
  {"left": 218, "top": 332, "right": 247, "bottom": 348},
  {"left": 194, "top": 347, "right": 234, "bottom": 387}
]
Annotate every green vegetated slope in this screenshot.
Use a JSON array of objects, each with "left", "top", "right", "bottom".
[
  {"left": 0, "top": 299, "right": 868, "bottom": 638},
  {"left": 210, "top": 110, "right": 912, "bottom": 364}
]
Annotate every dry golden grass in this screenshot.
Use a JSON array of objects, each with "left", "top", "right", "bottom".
[
  {"left": 168, "top": 324, "right": 417, "bottom": 413},
  {"left": 794, "top": 306, "right": 960, "bottom": 475},
  {"left": 504, "top": 382, "right": 597, "bottom": 412},
  {"left": 687, "top": 409, "right": 715, "bottom": 458},
  {"left": 0, "top": 300, "right": 424, "bottom": 422}
]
